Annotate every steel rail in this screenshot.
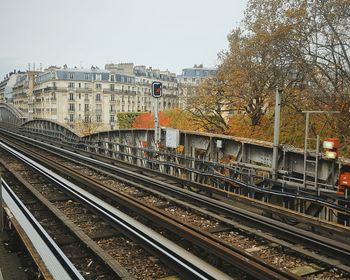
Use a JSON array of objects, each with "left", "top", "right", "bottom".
[
  {"left": 3, "top": 128, "right": 350, "bottom": 213},
  {"left": 1, "top": 131, "right": 350, "bottom": 273},
  {"left": 1, "top": 179, "right": 84, "bottom": 280},
  {"left": 33, "top": 138, "right": 350, "bottom": 263},
  {"left": 11, "top": 135, "right": 350, "bottom": 267},
  {"left": 115, "top": 164, "right": 350, "bottom": 264},
  {"left": 19, "top": 145, "right": 299, "bottom": 280},
  {"left": 19, "top": 129, "right": 350, "bottom": 208},
  {"left": 0, "top": 141, "right": 232, "bottom": 280},
  {"left": 0, "top": 139, "right": 302, "bottom": 279},
  {"left": 5, "top": 128, "right": 349, "bottom": 211}
]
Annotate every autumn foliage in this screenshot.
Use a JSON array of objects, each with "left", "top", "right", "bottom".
[
  {"left": 115, "top": 0, "right": 350, "bottom": 156},
  {"left": 186, "top": 0, "right": 350, "bottom": 156},
  {"left": 132, "top": 109, "right": 198, "bottom": 131},
  {"left": 132, "top": 112, "right": 170, "bottom": 128}
]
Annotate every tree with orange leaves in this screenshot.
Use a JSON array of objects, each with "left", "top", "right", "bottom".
[{"left": 132, "top": 112, "right": 170, "bottom": 129}]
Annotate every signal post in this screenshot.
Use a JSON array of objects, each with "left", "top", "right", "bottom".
[{"left": 152, "top": 82, "right": 162, "bottom": 148}]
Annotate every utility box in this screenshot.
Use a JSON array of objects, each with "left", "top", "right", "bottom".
[
  {"left": 216, "top": 140, "right": 223, "bottom": 148},
  {"left": 323, "top": 138, "right": 340, "bottom": 159},
  {"left": 165, "top": 128, "right": 180, "bottom": 148},
  {"left": 338, "top": 172, "right": 350, "bottom": 194},
  {"left": 323, "top": 138, "right": 340, "bottom": 149}
]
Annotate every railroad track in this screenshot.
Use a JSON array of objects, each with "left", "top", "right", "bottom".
[
  {"left": 14, "top": 127, "right": 350, "bottom": 244},
  {"left": 2, "top": 178, "right": 85, "bottom": 280},
  {"left": 0, "top": 142, "right": 235, "bottom": 280},
  {"left": 0, "top": 135, "right": 301, "bottom": 279},
  {"left": 1, "top": 131, "right": 350, "bottom": 279}
]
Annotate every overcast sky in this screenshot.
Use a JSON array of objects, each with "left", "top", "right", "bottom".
[{"left": 0, "top": 0, "right": 248, "bottom": 78}]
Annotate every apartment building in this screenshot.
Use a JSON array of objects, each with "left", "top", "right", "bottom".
[
  {"left": 9, "top": 63, "right": 179, "bottom": 131},
  {"left": 177, "top": 64, "right": 217, "bottom": 86},
  {"left": 4, "top": 63, "right": 216, "bottom": 132},
  {"left": 0, "top": 70, "right": 26, "bottom": 103},
  {"left": 177, "top": 64, "right": 217, "bottom": 109}
]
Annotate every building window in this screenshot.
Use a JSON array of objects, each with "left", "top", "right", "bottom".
[
  {"left": 69, "top": 72, "right": 74, "bottom": 79},
  {"left": 84, "top": 104, "right": 89, "bottom": 112},
  {"left": 69, "top": 103, "right": 75, "bottom": 111},
  {"left": 96, "top": 104, "right": 102, "bottom": 113},
  {"left": 78, "top": 104, "right": 81, "bottom": 111},
  {"left": 85, "top": 115, "right": 90, "bottom": 122},
  {"left": 96, "top": 74, "right": 101, "bottom": 81},
  {"left": 68, "top": 82, "right": 74, "bottom": 88},
  {"left": 96, "top": 115, "right": 101, "bottom": 122},
  {"left": 69, "top": 92, "right": 74, "bottom": 100},
  {"left": 110, "top": 94, "right": 115, "bottom": 101},
  {"left": 84, "top": 73, "right": 89, "bottom": 80},
  {"left": 96, "top": 83, "right": 102, "bottom": 89},
  {"left": 96, "top": 93, "right": 101, "bottom": 101},
  {"left": 110, "top": 75, "right": 115, "bottom": 82},
  {"left": 110, "top": 115, "right": 115, "bottom": 123},
  {"left": 69, "top": 114, "right": 74, "bottom": 122},
  {"left": 84, "top": 83, "right": 89, "bottom": 89},
  {"left": 110, "top": 84, "right": 115, "bottom": 91}
]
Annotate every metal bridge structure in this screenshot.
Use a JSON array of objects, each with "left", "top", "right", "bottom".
[
  {"left": 0, "top": 102, "right": 344, "bottom": 198},
  {"left": 0, "top": 103, "right": 26, "bottom": 128}
]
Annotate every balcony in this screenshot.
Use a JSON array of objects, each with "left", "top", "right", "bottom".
[
  {"left": 121, "top": 90, "right": 136, "bottom": 94},
  {"left": 108, "top": 89, "right": 137, "bottom": 94},
  {"left": 76, "top": 88, "right": 92, "bottom": 93},
  {"left": 33, "top": 89, "right": 43, "bottom": 94},
  {"left": 43, "top": 86, "right": 57, "bottom": 92},
  {"left": 34, "top": 87, "right": 67, "bottom": 93},
  {"left": 103, "top": 88, "right": 117, "bottom": 94}
]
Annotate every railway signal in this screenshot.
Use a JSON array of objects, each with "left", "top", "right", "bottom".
[
  {"left": 152, "top": 82, "right": 162, "bottom": 98},
  {"left": 151, "top": 82, "right": 162, "bottom": 146}
]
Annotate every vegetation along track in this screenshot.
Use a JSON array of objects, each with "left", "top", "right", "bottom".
[{"left": 0, "top": 131, "right": 350, "bottom": 279}]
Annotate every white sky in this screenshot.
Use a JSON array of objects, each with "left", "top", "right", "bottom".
[{"left": 0, "top": 0, "right": 248, "bottom": 78}]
